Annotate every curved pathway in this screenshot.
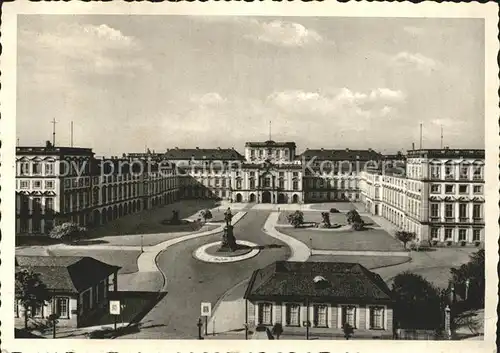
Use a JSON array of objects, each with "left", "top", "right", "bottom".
[
  {"left": 262, "top": 212, "right": 311, "bottom": 262},
  {"left": 124, "top": 210, "right": 291, "bottom": 339}
]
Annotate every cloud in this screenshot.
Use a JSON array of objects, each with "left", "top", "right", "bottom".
[
  {"left": 244, "top": 19, "right": 323, "bottom": 47},
  {"left": 19, "top": 23, "right": 151, "bottom": 76},
  {"left": 391, "top": 52, "right": 439, "bottom": 73},
  {"left": 403, "top": 26, "right": 425, "bottom": 36},
  {"left": 190, "top": 92, "right": 227, "bottom": 106},
  {"left": 268, "top": 87, "right": 406, "bottom": 120}
]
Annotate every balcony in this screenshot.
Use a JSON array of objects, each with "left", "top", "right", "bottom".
[
  {"left": 459, "top": 217, "right": 469, "bottom": 223},
  {"left": 444, "top": 217, "right": 455, "bottom": 223},
  {"left": 473, "top": 217, "right": 484, "bottom": 224},
  {"left": 429, "top": 217, "right": 441, "bottom": 223}
]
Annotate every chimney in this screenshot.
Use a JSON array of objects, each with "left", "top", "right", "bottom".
[
  {"left": 175, "top": 147, "right": 179, "bottom": 150},
  {"left": 346, "top": 148, "right": 350, "bottom": 152},
  {"left": 412, "top": 142, "right": 415, "bottom": 150},
  {"left": 368, "top": 148, "right": 372, "bottom": 152},
  {"left": 196, "top": 147, "right": 199, "bottom": 150}
]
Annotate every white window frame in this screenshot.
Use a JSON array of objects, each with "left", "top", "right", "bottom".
[
  {"left": 367, "top": 305, "right": 386, "bottom": 330},
  {"left": 340, "top": 304, "right": 359, "bottom": 329},
  {"left": 312, "top": 303, "right": 328, "bottom": 328},
  {"left": 284, "top": 302, "right": 301, "bottom": 327},
  {"left": 256, "top": 302, "right": 273, "bottom": 325}
]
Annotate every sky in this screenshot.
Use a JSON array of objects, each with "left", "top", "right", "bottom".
[{"left": 17, "top": 15, "right": 484, "bottom": 156}]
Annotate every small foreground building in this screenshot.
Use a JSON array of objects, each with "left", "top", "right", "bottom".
[
  {"left": 244, "top": 261, "right": 395, "bottom": 339},
  {"left": 15, "top": 256, "right": 120, "bottom": 329}
]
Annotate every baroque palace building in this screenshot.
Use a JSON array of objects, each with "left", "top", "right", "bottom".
[
  {"left": 360, "top": 148, "right": 485, "bottom": 246},
  {"left": 16, "top": 140, "right": 485, "bottom": 246}
]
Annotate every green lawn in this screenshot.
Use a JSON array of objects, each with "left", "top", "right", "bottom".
[
  {"left": 47, "top": 248, "right": 142, "bottom": 274},
  {"left": 277, "top": 211, "right": 378, "bottom": 227},
  {"left": 88, "top": 200, "right": 219, "bottom": 238},
  {"left": 308, "top": 255, "right": 410, "bottom": 269},
  {"left": 97, "top": 224, "right": 220, "bottom": 247},
  {"left": 278, "top": 226, "right": 404, "bottom": 252}
]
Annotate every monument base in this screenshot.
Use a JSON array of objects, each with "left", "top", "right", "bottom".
[{"left": 220, "top": 225, "right": 238, "bottom": 252}]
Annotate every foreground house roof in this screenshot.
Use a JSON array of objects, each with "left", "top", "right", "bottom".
[
  {"left": 244, "top": 261, "right": 394, "bottom": 303},
  {"left": 15, "top": 256, "right": 121, "bottom": 294}
]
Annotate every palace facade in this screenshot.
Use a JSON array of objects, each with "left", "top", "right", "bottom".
[
  {"left": 16, "top": 140, "right": 485, "bottom": 246},
  {"left": 360, "top": 148, "right": 485, "bottom": 246}
]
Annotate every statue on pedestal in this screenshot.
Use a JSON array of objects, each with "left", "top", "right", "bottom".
[
  {"left": 224, "top": 207, "right": 233, "bottom": 226},
  {"left": 221, "top": 225, "right": 238, "bottom": 251}
]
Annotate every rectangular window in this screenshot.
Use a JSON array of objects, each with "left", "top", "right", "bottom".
[
  {"left": 33, "top": 180, "right": 42, "bottom": 189},
  {"left": 473, "top": 166, "right": 483, "bottom": 180},
  {"left": 33, "top": 162, "right": 42, "bottom": 175},
  {"left": 458, "top": 229, "right": 467, "bottom": 241},
  {"left": 314, "top": 305, "right": 328, "bottom": 327},
  {"left": 45, "top": 163, "right": 54, "bottom": 176},
  {"left": 285, "top": 303, "right": 300, "bottom": 326},
  {"left": 473, "top": 185, "right": 482, "bottom": 194},
  {"left": 250, "top": 179, "right": 255, "bottom": 189},
  {"left": 222, "top": 179, "right": 226, "bottom": 187},
  {"left": 293, "top": 181, "right": 299, "bottom": 191},
  {"left": 445, "top": 228, "right": 453, "bottom": 240},
  {"left": 258, "top": 303, "right": 273, "bottom": 325},
  {"left": 341, "top": 306, "right": 356, "bottom": 328},
  {"left": 430, "top": 165, "right": 441, "bottom": 179},
  {"left": 459, "top": 185, "right": 468, "bottom": 194},
  {"left": 293, "top": 172, "right": 298, "bottom": 178},
  {"left": 460, "top": 166, "right": 469, "bottom": 180},
  {"left": 459, "top": 203, "right": 468, "bottom": 218},
  {"left": 54, "top": 297, "right": 69, "bottom": 319},
  {"left": 20, "top": 162, "right": 30, "bottom": 176},
  {"left": 445, "top": 204, "right": 454, "bottom": 218},
  {"left": 473, "top": 204, "right": 482, "bottom": 219},
  {"left": 279, "top": 172, "right": 285, "bottom": 178},
  {"left": 264, "top": 178, "right": 271, "bottom": 187},
  {"left": 45, "top": 180, "right": 55, "bottom": 189},
  {"left": 473, "top": 229, "right": 481, "bottom": 242},
  {"left": 370, "top": 307, "right": 384, "bottom": 329},
  {"left": 279, "top": 180, "right": 285, "bottom": 189},
  {"left": 430, "top": 203, "right": 440, "bottom": 218},
  {"left": 445, "top": 185, "right": 454, "bottom": 194},
  {"left": 445, "top": 165, "right": 454, "bottom": 179},
  {"left": 45, "top": 198, "right": 54, "bottom": 213},
  {"left": 20, "top": 180, "right": 30, "bottom": 189},
  {"left": 430, "top": 228, "right": 439, "bottom": 239},
  {"left": 430, "top": 185, "right": 440, "bottom": 193}
]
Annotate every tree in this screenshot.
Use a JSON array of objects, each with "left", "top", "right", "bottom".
[
  {"left": 49, "top": 222, "right": 86, "bottom": 242},
  {"left": 342, "top": 322, "right": 354, "bottom": 340},
  {"left": 395, "top": 231, "right": 416, "bottom": 250},
  {"left": 449, "top": 249, "right": 485, "bottom": 308},
  {"left": 391, "top": 272, "right": 443, "bottom": 330},
  {"left": 272, "top": 323, "right": 283, "bottom": 340},
  {"left": 346, "top": 209, "right": 361, "bottom": 225},
  {"left": 200, "top": 209, "right": 213, "bottom": 224},
  {"left": 346, "top": 209, "right": 364, "bottom": 230},
  {"left": 15, "top": 269, "right": 50, "bottom": 329},
  {"left": 287, "top": 211, "right": 304, "bottom": 228}
]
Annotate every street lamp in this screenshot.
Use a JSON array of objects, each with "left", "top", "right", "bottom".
[
  {"left": 465, "top": 279, "right": 470, "bottom": 301},
  {"left": 197, "top": 318, "right": 204, "bottom": 340},
  {"left": 140, "top": 235, "right": 144, "bottom": 253}
]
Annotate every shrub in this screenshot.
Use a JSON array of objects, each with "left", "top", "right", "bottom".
[
  {"left": 200, "top": 209, "right": 213, "bottom": 223},
  {"left": 446, "top": 241, "right": 452, "bottom": 246},
  {"left": 49, "top": 222, "right": 86, "bottom": 241},
  {"left": 330, "top": 208, "right": 340, "bottom": 213},
  {"left": 287, "top": 211, "right": 304, "bottom": 228},
  {"left": 460, "top": 241, "right": 466, "bottom": 247}
]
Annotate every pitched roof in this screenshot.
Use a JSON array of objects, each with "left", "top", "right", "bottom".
[
  {"left": 297, "top": 149, "right": 383, "bottom": 161},
  {"left": 244, "top": 261, "right": 393, "bottom": 302},
  {"left": 15, "top": 256, "right": 120, "bottom": 294},
  {"left": 163, "top": 148, "right": 244, "bottom": 160},
  {"left": 245, "top": 141, "right": 296, "bottom": 147}
]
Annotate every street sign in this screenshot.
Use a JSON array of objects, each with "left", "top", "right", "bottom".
[
  {"left": 109, "top": 300, "right": 121, "bottom": 315},
  {"left": 201, "top": 302, "right": 211, "bottom": 317}
]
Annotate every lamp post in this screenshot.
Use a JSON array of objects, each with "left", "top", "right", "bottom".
[
  {"left": 197, "top": 318, "right": 204, "bottom": 340},
  {"left": 465, "top": 279, "right": 470, "bottom": 301},
  {"left": 140, "top": 235, "right": 144, "bottom": 253}
]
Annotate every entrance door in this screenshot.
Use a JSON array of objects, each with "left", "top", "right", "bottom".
[
  {"left": 262, "top": 191, "right": 272, "bottom": 204},
  {"left": 249, "top": 193, "right": 256, "bottom": 202},
  {"left": 374, "top": 204, "right": 379, "bottom": 216},
  {"left": 292, "top": 194, "right": 299, "bottom": 203},
  {"left": 277, "top": 193, "right": 286, "bottom": 204},
  {"left": 235, "top": 193, "right": 242, "bottom": 202}
]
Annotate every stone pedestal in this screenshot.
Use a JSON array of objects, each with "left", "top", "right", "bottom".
[{"left": 220, "top": 225, "right": 238, "bottom": 252}]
